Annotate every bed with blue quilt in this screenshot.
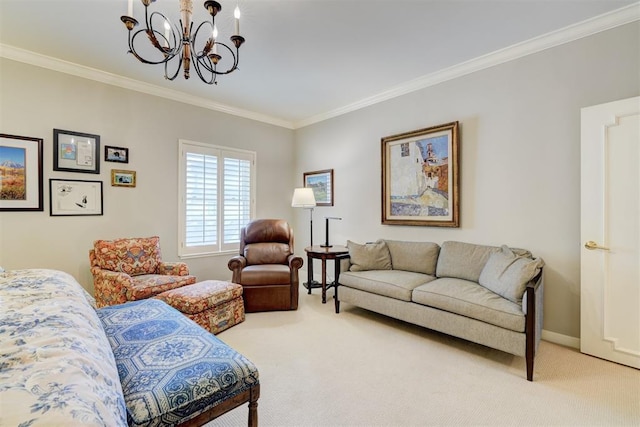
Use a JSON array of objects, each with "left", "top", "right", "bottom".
[{"left": 0, "top": 269, "right": 260, "bottom": 427}]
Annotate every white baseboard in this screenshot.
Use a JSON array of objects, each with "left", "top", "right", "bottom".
[{"left": 542, "top": 329, "right": 580, "bottom": 349}]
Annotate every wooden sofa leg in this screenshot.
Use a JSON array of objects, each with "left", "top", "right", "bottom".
[{"left": 525, "top": 285, "right": 536, "bottom": 381}]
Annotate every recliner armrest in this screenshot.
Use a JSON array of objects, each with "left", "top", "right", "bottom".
[
  {"left": 228, "top": 255, "right": 247, "bottom": 283},
  {"left": 287, "top": 255, "right": 303, "bottom": 271}
]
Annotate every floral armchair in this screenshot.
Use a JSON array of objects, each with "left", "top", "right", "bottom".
[{"left": 89, "top": 236, "right": 196, "bottom": 308}]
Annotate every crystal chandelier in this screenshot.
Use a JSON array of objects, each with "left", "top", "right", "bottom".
[{"left": 120, "top": 0, "right": 245, "bottom": 85}]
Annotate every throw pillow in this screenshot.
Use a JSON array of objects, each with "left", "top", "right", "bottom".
[
  {"left": 384, "top": 240, "right": 440, "bottom": 275},
  {"left": 479, "top": 245, "right": 544, "bottom": 304},
  {"left": 347, "top": 240, "right": 392, "bottom": 272}
]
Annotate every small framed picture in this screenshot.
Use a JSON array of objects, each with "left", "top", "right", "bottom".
[
  {"left": 304, "top": 169, "right": 334, "bottom": 206},
  {"left": 105, "top": 145, "right": 129, "bottom": 163},
  {"left": 53, "top": 129, "right": 100, "bottom": 174},
  {"left": 50, "top": 179, "right": 103, "bottom": 216},
  {"left": 111, "top": 169, "right": 136, "bottom": 187}
]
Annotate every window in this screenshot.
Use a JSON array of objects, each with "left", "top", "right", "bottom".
[{"left": 178, "top": 139, "right": 255, "bottom": 257}]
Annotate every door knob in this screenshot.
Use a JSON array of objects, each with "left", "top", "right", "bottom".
[{"left": 585, "top": 241, "right": 610, "bottom": 251}]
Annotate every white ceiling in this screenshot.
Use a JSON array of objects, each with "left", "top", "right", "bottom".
[{"left": 0, "top": 0, "right": 637, "bottom": 128}]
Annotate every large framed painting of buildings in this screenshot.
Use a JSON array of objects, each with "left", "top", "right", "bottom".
[
  {"left": 0, "top": 134, "right": 43, "bottom": 212},
  {"left": 381, "top": 121, "right": 459, "bottom": 227}
]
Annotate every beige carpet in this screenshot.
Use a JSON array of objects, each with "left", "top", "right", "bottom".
[{"left": 210, "top": 290, "right": 640, "bottom": 426}]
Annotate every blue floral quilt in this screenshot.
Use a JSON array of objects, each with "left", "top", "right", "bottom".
[{"left": 0, "top": 269, "right": 127, "bottom": 427}]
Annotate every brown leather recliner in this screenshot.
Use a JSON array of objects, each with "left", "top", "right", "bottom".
[{"left": 228, "top": 219, "right": 303, "bottom": 312}]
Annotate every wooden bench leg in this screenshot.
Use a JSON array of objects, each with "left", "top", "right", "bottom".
[{"left": 248, "top": 384, "right": 259, "bottom": 427}]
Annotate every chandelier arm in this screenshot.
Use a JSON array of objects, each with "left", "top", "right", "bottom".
[
  {"left": 129, "top": 30, "right": 177, "bottom": 65},
  {"left": 164, "top": 44, "right": 185, "bottom": 81},
  {"left": 192, "top": 55, "right": 217, "bottom": 85},
  {"left": 208, "top": 42, "right": 239, "bottom": 74}
]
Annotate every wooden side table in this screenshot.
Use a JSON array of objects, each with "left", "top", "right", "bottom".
[{"left": 304, "top": 245, "right": 350, "bottom": 311}]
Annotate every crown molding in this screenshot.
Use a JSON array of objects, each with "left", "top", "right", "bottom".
[
  {"left": 293, "top": 2, "right": 640, "bottom": 129},
  {"left": 0, "top": 43, "right": 295, "bottom": 129}
]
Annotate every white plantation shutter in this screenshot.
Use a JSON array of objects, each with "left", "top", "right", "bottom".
[
  {"left": 179, "top": 140, "right": 255, "bottom": 257},
  {"left": 185, "top": 152, "right": 217, "bottom": 248},
  {"left": 222, "top": 154, "right": 252, "bottom": 249}
]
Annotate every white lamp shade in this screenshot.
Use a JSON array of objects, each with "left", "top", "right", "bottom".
[{"left": 291, "top": 187, "right": 316, "bottom": 208}]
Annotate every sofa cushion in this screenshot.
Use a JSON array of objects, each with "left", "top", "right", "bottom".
[
  {"left": 340, "top": 270, "right": 435, "bottom": 302},
  {"left": 435, "top": 241, "right": 497, "bottom": 282},
  {"left": 412, "top": 277, "right": 525, "bottom": 332},
  {"left": 94, "top": 236, "right": 161, "bottom": 276},
  {"left": 347, "top": 240, "right": 392, "bottom": 272},
  {"left": 384, "top": 240, "right": 440, "bottom": 275},
  {"left": 479, "top": 245, "right": 544, "bottom": 304}
]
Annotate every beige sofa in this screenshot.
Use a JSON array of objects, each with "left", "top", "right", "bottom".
[{"left": 336, "top": 240, "right": 544, "bottom": 381}]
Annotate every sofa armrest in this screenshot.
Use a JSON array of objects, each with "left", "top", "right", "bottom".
[
  {"left": 228, "top": 255, "right": 247, "bottom": 283},
  {"left": 338, "top": 257, "right": 352, "bottom": 276},
  {"left": 523, "top": 269, "right": 544, "bottom": 381},
  {"left": 90, "top": 266, "right": 134, "bottom": 308},
  {"left": 157, "top": 261, "right": 190, "bottom": 276}
]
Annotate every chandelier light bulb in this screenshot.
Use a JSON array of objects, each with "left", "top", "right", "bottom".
[{"left": 234, "top": 6, "right": 240, "bottom": 35}]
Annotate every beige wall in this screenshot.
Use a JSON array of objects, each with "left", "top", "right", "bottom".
[
  {"left": 0, "top": 59, "right": 296, "bottom": 290},
  {"left": 292, "top": 22, "right": 640, "bottom": 339},
  {"left": 1, "top": 22, "right": 638, "bottom": 341}
]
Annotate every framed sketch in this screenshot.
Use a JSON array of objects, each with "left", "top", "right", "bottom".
[
  {"left": 0, "top": 134, "right": 44, "bottom": 211},
  {"left": 49, "top": 179, "right": 103, "bottom": 216},
  {"left": 111, "top": 169, "right": 136, "bottom": 187},
  {"left": 304, "top": 169, "right": 333, "bottom": 206},
  {"left": 381, "top": 121, "right": 459, "bottom": 227},
  {"left": 105, "top": 145, "right": 129, "bottom": 163},
  {"left": 53, "top": 129, "right": 100, "bottom": 174}
]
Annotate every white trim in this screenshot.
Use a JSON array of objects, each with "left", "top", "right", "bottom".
[
  {"left": 293, "top": 3, "right": 640, "bottom": 129},
  {"left": 542, "top": 329, "right": 581, "bottom": 349},
  {"left": 1, "top": 3, "right": 637, "bottom": 130}
]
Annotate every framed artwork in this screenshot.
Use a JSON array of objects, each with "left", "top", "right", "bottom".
[
  {"left": 0, "top": 134, "right": 44, "bottom": 211},
  {"left": 381, "top": 121, "right": 459, "bottom": 227},
  {"left": 105, "top": 145, "right": 129, "bottom": 163},
  {"left": 111, "top": 169, "right": 136, "bottom": 187},
  {"left": 49, "top": 179, "right": 103, "bottom": 216},
  {"left": 53, "top": 129, "right": 100, "bottom": 174},
  {"left": 304, "top": 169, "right": 333, "bottom": 206}
]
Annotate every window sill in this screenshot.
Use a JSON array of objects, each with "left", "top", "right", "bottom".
[{"left": 179, "top": 250, "right": 237, "bottom": 260}]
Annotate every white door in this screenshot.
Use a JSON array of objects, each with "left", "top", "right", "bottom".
[{"left": 581, "top": 96, "right": 640, "bottom": 369}]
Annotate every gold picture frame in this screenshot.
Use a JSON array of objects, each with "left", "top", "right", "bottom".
[
  {"left": 381, "top": 121, "right": 459, "bottom": 227},
  {"left": 111, "top": 169, "right": 136, "bottom": 187}
]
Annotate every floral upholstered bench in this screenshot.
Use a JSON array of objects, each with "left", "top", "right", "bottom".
[
  {"left": 155, "top": 280, "right": 245, "bottom": 334},
  {"left": 97, "top": 299, "right": 260, "bottom": 427}
]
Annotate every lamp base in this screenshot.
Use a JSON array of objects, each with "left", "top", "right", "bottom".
[
  {"left": 320, "top": 244, "right": 333, "bottom": 248},
  {"left": 302, "top": 280, "right": 322, "bottom": 290}
]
